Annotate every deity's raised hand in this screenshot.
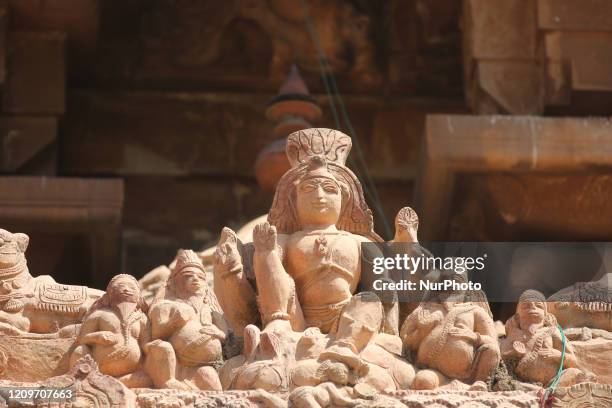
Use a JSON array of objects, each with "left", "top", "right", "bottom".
[{"left": 253, "top": 222, "right": 278, "bottom": 253}]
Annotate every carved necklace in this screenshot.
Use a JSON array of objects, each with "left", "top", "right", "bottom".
[
  {"left": 113, "top": 306, "right": 142, "bottom": 346},
  {"left": 315, "top": 235, "right": 329, "bottom": 257},
  {"left": 308, "top": 231, "right": 347, "bottom": 259}
]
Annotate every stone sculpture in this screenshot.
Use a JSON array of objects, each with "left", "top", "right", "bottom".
[
  {"left": 501, "top": 290, "right": 589, "bottom": 387},
  {"left": 214, "top": 128, "right": 406, "bottom": 339},
  {"left": 0, "top": 228, "right": 102, "bottom": 335},
  {"left": 146, "top": 249, "right": 228, "bottom": 390},
  {"left": 0, "top": 128, "right": 609, "bottom": 406},
  {"left": 400, "top": 271, "right": 501, "bottom": 390},
  {"left": 70, "top": 274, "right": 152, "bottom": 388},
  {"left": 289, "top": 292, "right": 414, "bottom": 406}
]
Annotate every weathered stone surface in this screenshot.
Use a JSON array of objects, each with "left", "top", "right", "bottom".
[
  {"left": 477, "top": 61, "right": 542, "bottom": 114},
  {"left": 0, "top": 336, "right": 73, "bottom": 381},
  {"left": 9, "top": 0, "right": 99, "bottom": 50},
  {"left": 552, "top": 382, "right": 612, "bottom": 407},
  {"left": 62, "top": 91, "right": 273, "bottom": 177},
  {"left": 0, "top": 117, "right": 57, "bottom": 173},
  {"left": 571, "top": 339, "right": 612, "bottom": 384},
  {"left": 388, "top": 0, "right": 463, "bottom": 96},
  {"left": 3, "top": 31, "right": 65, "bottom": 114},
  {"left": 417, "top": 115, "right": 612, "bottom": 241},
  {"left": 546, "top": 32, "right": 612, "bottom": 91},
  {"left": 463, "top": 0, "right": 612, "bottom": 113},
  {"left": 464, "top": 0, "right": 537, "bottom": 60},
  {"left": 460, "top": 173, "right": 612, "bottom": 240},
  {"left": 0, "top": 177, "right": 123, "bottom": 285},
  {"left": 0, "top": 355, "right": 136, "bottom": 407},
  {"left": 538, "top": 0, "right": 612, "bottom": 31},
  {"left": 62, "top": 90, "right": 461, "bottom": 188}
]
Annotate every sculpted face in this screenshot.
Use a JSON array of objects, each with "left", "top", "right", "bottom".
[
  {"left": 296, "top": 177, "right": 342, "bottom": 227},
  {"left": 518, "top": 300, "right": 546, "bottom": 329},
  {"left": 0, "top": 230, "right": 28, "bottom": 269},
  {"left": 110, "top": 278, "right": 140, "bottom": 304},
  {"left": 176, "top": 267, "right": 207, "bottom": 296}
]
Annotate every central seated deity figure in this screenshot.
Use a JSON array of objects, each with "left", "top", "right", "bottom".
[{"left": 214, "top": 129, "right": 405, "bottom": 336}]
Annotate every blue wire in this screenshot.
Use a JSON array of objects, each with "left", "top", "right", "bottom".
[{"left": 541, "top": 324, "right": 566, "bottom": 406}]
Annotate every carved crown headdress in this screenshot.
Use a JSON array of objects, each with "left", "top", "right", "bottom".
[
  {"left": 154, "top": 249, "right": 223, "bottom": 313},
  {"left": 172, "top": 249, "right": 205, "bottom": 278},
  {"left": 268, "top": 128, "right": 381, "bottom": 241}
]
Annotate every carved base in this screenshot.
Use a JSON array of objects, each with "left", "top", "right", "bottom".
[{"left": 5, "top": 360, "right": 610, "bottom": 408}]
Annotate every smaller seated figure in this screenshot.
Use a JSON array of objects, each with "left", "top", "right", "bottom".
[
  {"left": 70, "top": 274, "right": 151, "bottom": 388},
  {"left": 145, "top": 250, "right": 228, "bottom": 390},
  {"left": 400, "top": 271, "right": 500, "bottom": 390},
  {"left": 501, "top": 290, "right": 592, "bottom": 387}
]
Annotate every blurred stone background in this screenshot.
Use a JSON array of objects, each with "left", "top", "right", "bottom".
[{"left": 1, "top": 0, "right": 612, "bottom": 290}]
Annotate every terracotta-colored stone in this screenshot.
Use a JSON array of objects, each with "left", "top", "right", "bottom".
[
  {"left": 0, "top": 127, "right": 608, "bottom": 406},
  {"left": 0, "top": 228, "right": 103, "bottom": 335},
  {"left": 70, "top": 274, "right": 152, "bottom": 388},
  {"left": 146, "top": 250, "right": 227, "bottom": 390},
  {"left": 464, "top": 0, "right": 537, "bottom": 60},
  {"left": 417, "top": 115, "right": 612, "bottom": 241},
  {"left": 0, "top": 177, "right": 124, "bottom": 286},
  {"left": 401, "top": 271, "right": 500, "bottom": 389},
  {"left": 501, "top": 290, "right": 590, "bottom": 386},
  {"left": 548, "top": 273, "right": 612, "bottom": 331}
]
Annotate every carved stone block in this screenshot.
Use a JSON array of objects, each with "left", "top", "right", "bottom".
[
  {"left": 464, "top": 0, "right": 537, "bottom": 60},
  {"left": 538, "top": 0, "right": 612, "bottom": 31},
  {"left": 0, "top": 335, "right": 74, "bottom": 381},
  {"left": 0, "top": 116, "right": 57, "bottom": 173},
  {"left": 3, "top": 31, "right": 65, "bottom": 114}
]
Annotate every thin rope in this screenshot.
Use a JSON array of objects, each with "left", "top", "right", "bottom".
[{"left": 298, "top": 0, "right": 392, "bottom": 238}]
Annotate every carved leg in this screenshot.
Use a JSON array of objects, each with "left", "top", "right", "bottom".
[
  {"left": 119, "top": 370, "right": 153, "bottom": 388},
  {"left": 290, "top": 385, "right": 329, "bottom": 408},
  {"left": 323, "top": 383, "right": 360, "bottom": 406},
  {"left": 144, "top": 340, "right": 189, "bottom": 390},
  {"left": 412, "top": 369, "right": 447, "bottom": 390},
  {"left": 291, "top": 359, "right": 324, "bottom": 388},
  {"left": 194, "top": 365, "right": 223, "bottom": 390},
  {"left": 472, "top": 343, "right": 501, "bottom": 383}
]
